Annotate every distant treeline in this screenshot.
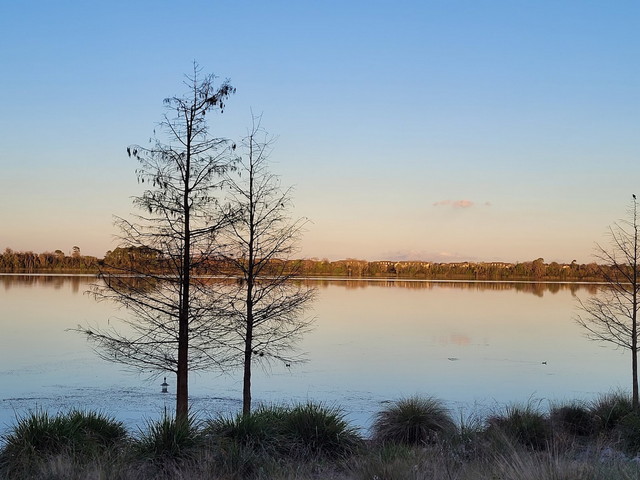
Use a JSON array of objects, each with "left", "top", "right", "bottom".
[
  {"left": 0, "top": 247, "right": 98, "bottom": 273},
  {"left": 0, "top": 247, "right": 612, "bottom": 281},
  {"left": 294, "top": 257, "right": 606, "bottom": 281}
]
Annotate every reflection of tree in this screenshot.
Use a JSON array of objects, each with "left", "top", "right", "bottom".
[
  {"left": 70, "top": 276, "right": 81, "bottom": 294},
  {"left": 99, "top": 274, "right": 162, "bottom": 296},
  {"left": 306, "top": 278, "right": 598, "bottom": 297},
  {"left": 0, "top": 274, "right": 604, "bottom": 299},
  {"left": 0, "top": 275, "right": 93, "bottom": 293},
  {"left": 515, "top": 283, "right": 545, "bottom": 297}
]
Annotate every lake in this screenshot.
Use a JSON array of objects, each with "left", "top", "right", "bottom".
[{"left": 0, "top": 275, "right": 629, "bottom": 436}]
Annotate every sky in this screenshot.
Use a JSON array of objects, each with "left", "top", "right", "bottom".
[{"left": 0, "top": 1, "right": 638, "bottom": 264}]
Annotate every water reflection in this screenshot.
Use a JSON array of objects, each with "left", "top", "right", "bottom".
[
  {"left": 0, "top": 274, "right": 602, "bottom": 296},
  {"left": 303, "top": 278, "right": 600, "bottom": 296},
  {"left": 0, "top": 274, "right": 93, "bottom": 293},
  {"left": 0, "top": 275, "right": 625, "bottom": 435}
]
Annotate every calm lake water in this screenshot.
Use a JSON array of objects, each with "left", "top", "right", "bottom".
[{"left": 0, "top": 275, "right": 629, "bottom": 436}]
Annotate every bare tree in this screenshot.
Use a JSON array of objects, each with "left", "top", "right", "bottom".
[
  {"left": 220, "top": 114, "right": 316, "bottom": 415},
  {"left": 577, "top": 195, "right": 640, "bottom": 409},
  {"left": 77, "top": 64, "right": 237, "bottom": 421}
]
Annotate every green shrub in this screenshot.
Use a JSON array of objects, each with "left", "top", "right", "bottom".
[
  {"left": 590, "top": 392, "right": 634, "bottom": 432},
  {"left": 371, "top": 396, "right": 456, "bottom": 446},
  {"left": 487, "top": 403, "right": 551, "bottom": 450},
  {"left": 134, "top": 412, "right": 201, "bottom": 461},
  {"left": 550, "top": 401, "right": 596, "bottom": 437}
]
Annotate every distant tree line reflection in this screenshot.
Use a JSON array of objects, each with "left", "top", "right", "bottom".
[
  {"left": 1, "top": 273, "right": 601, "bottom": 298},
  {"left": 300, "top": 278, "right": 600, "bottom": 297}
]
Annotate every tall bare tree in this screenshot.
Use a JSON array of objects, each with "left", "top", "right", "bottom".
[
  {"left": 78, "top": 65, "right": 237, "bottom": 421},
  {"left": 577, "top": 195, "right": 640, "bottom": 409},
  {"left": 220, "top": 115, "right": 315, "bottom": 415}
]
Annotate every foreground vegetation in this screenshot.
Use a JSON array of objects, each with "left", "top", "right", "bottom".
[{"left": 3, "top": 394, "right": 640, "bottom": 479}]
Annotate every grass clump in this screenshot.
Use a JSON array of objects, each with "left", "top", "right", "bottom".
[
  {"left": 6, "top": 394, "right": 640, "bottom": 479},
  {"left": 487, "top": 402, "right": 551, "bottom": 450},
  {"left": 0, "top": 409, "right": 126, "bottom": 477},
  {"left": 134, "top": 412, "right": 201, "bottom": 461},
  {"left": 550, "top": 401, "right": 596, "bottom": 437},
  {"left": 616, "top": 411, "right": 640, "bottom": 455},
  {"left": 371, "top": 396, "right": 456, "bottom": 446},
  {"left": 205, "top": 405, "right": 288, "bottom": 453},
  {"left": 282, "top": 402, "right": 363, "bottom": 458},
  {"left": 206, "top": 402, "right": 362, "bottom": 460},
  {"left": 65, "top": 409, "right": 128, "bottom": 450},
  {"left": 492, "top": 447, "right": 601, "bottom": 480},
  {"left": 348, "top": 443, "right": 426, "bottom": 480},
  {"left": 590, "top": 391, "right": 634, "bottom": 432},
  {"left": 200, "top": 403, "right": 361, "bottom": 479}
]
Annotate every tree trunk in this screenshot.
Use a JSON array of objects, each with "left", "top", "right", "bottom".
[
  {"left": 176, "top": 119, "right": 193, "bottom": 423},
  {"left": 633, "top": 341, "right": 638, "bottom": 410},
  {"left": 633, "top": 279, "right": 639, "bottom": 410},
  {"left": 242, "top": 256, "right": 254, "bottom": 416},
  {"left": 177, "top": 316, "right": 189, "bottom": 421},
  {"left": 633, "top": 201, "right": 639, "bottom": 411},
  {"left": 242, "top": 139, "right": 256, "bottom": 417},
  {"left": 177, "top": 246, "right": 190, "bottom": 422},
  {"left": 176, "top": 272, "right": 191, "bottom": 422},
  {"left": 633, "top": 296, "right": 638, "bottom": 409},
  {"left": 242, "top": 311, "right": 253, "bottom": 416}
]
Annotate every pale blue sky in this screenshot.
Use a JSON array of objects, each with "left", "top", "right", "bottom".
[{"left": 0, "top": 1, "right": 638, "bottom": 263}]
